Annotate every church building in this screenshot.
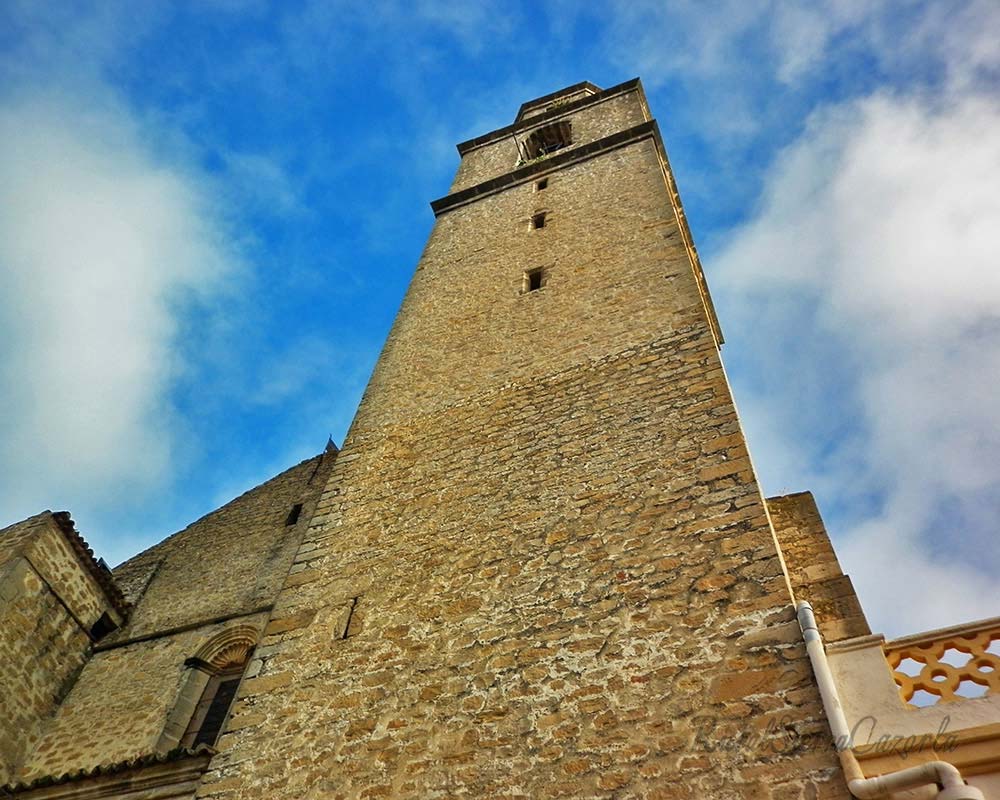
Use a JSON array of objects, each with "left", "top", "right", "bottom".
[{"left": 1, "top": 79, "right": 997, "bottom": 799}]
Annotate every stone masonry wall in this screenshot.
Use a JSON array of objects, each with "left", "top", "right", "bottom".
[
  {"left": 0, "top": 516, "right": 93, "bottom": 784},
  {"left": 195, "top": 88, "right": 850, "bottom": 799},
  {"left": 358, "top": 137, "right": 704, "bottom": 433},
  {"left": 200, "top": 331, "right": 849, "bottom": 799},
  {"left": 108, "top": 452, "right": 336, "bottom": 642},
  {"left": 26, "top": 523, "right": 112, "bottom": 632}
]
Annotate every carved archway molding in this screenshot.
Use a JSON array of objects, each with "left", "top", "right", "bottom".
[{"left": 193, "top": 624, "right": 259, "bottom": 671}]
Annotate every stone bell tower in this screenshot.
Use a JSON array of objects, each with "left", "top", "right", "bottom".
[{"left": 199, "top": 80, "right": 849, "bottom": 798}]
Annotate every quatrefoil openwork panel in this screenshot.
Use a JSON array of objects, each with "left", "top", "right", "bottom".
[{"left": 885, "top": 627, "right": 1000, "bottom": 708}]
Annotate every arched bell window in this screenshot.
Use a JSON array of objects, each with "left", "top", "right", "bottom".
[
  {"left": 157, "top": 626, "right": 258, "bottom": 752},
  {"left": 524, "top": 121, "right": 572, "bottom": 159}
]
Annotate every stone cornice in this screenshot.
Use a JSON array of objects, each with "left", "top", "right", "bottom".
[
  {"left": 93, "top": 607, "right": 271, "bottom": 653},
  {"left": 1, "top": 748, "right": 213, "bottom": 798},
  {"left": 433, "top": 119, "right": 657, "bottom": 216}
]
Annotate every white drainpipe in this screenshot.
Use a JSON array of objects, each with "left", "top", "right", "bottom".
[{"left": 796, "top": 601, "right": 985, "bottom": 800}]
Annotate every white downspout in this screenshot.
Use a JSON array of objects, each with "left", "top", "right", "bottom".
[{"left": 796, "top": 601, "right": 985, "bottom": 800}]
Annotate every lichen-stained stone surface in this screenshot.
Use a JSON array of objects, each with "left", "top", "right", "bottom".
[
  {"left": 3, "top": 451, "right": 336, "bottom": 786},
  {"left": 16, "top": 613, "right": 270, "bottom": 784},
  {"left": 196, "top": 82, "right": 850, "bottom": 799},
  {"left": 0, "top": 513, "right": 118, "bottom": 784},
  {"left": 0, "top": 537, "right": 88, "bottom": 784}
]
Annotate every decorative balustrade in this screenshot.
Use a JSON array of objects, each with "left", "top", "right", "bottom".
[{"left": 884, "top": 617, "right": 1000, "bottom": 707}]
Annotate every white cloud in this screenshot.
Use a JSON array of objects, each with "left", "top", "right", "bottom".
[
  {"left": 0, "top": 89, "right": 238, "bottom": 522},
  {"left": 838, "top": 496, "right": 999, "bottom": 634},
  {"left": 715, "top": 89, "right": 1000, "bottom": 635},
  {"left": 610, "top": 0, "right": 1000, "bottom": 89}
]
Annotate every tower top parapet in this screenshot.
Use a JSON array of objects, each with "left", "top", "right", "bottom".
[{"left": 514, "top": 81, "right": 602, "bottom": 123}]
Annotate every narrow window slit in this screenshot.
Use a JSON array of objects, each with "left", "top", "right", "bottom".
[
  {"left": 532, "top": 212, "right": 546, "bottom": 230},
  {"left": 536, "top": 178, "right": 548, "bottom": 191},
  {"left": 285, "top": 503, "right": 303, "bottom": 526},
  {"left": 524, "top": 268, "right": 544, "bottom": 293},
  {"left": 342, "top": 597, "right": 360, "bottom": 639}
]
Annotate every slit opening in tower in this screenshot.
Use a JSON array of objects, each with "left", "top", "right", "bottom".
[
  {"left": 524, "top": 121, "right": 572, "bottom": 159},
  {"left": 285, "top": 503, "right": 303, "bottom": 526},
  {"left": 524, "top": 268, "right": 544, "bottom": 293},
  {"left": 535, "top": 178, "right": 548, "bottom": 191},
  {"left": 532, "top": 212, "right": 546, "bottom": 230}
]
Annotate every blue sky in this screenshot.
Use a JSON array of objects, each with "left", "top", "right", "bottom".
[{"left": 1, "top": 1, "right": 998, "bottom": 636}]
